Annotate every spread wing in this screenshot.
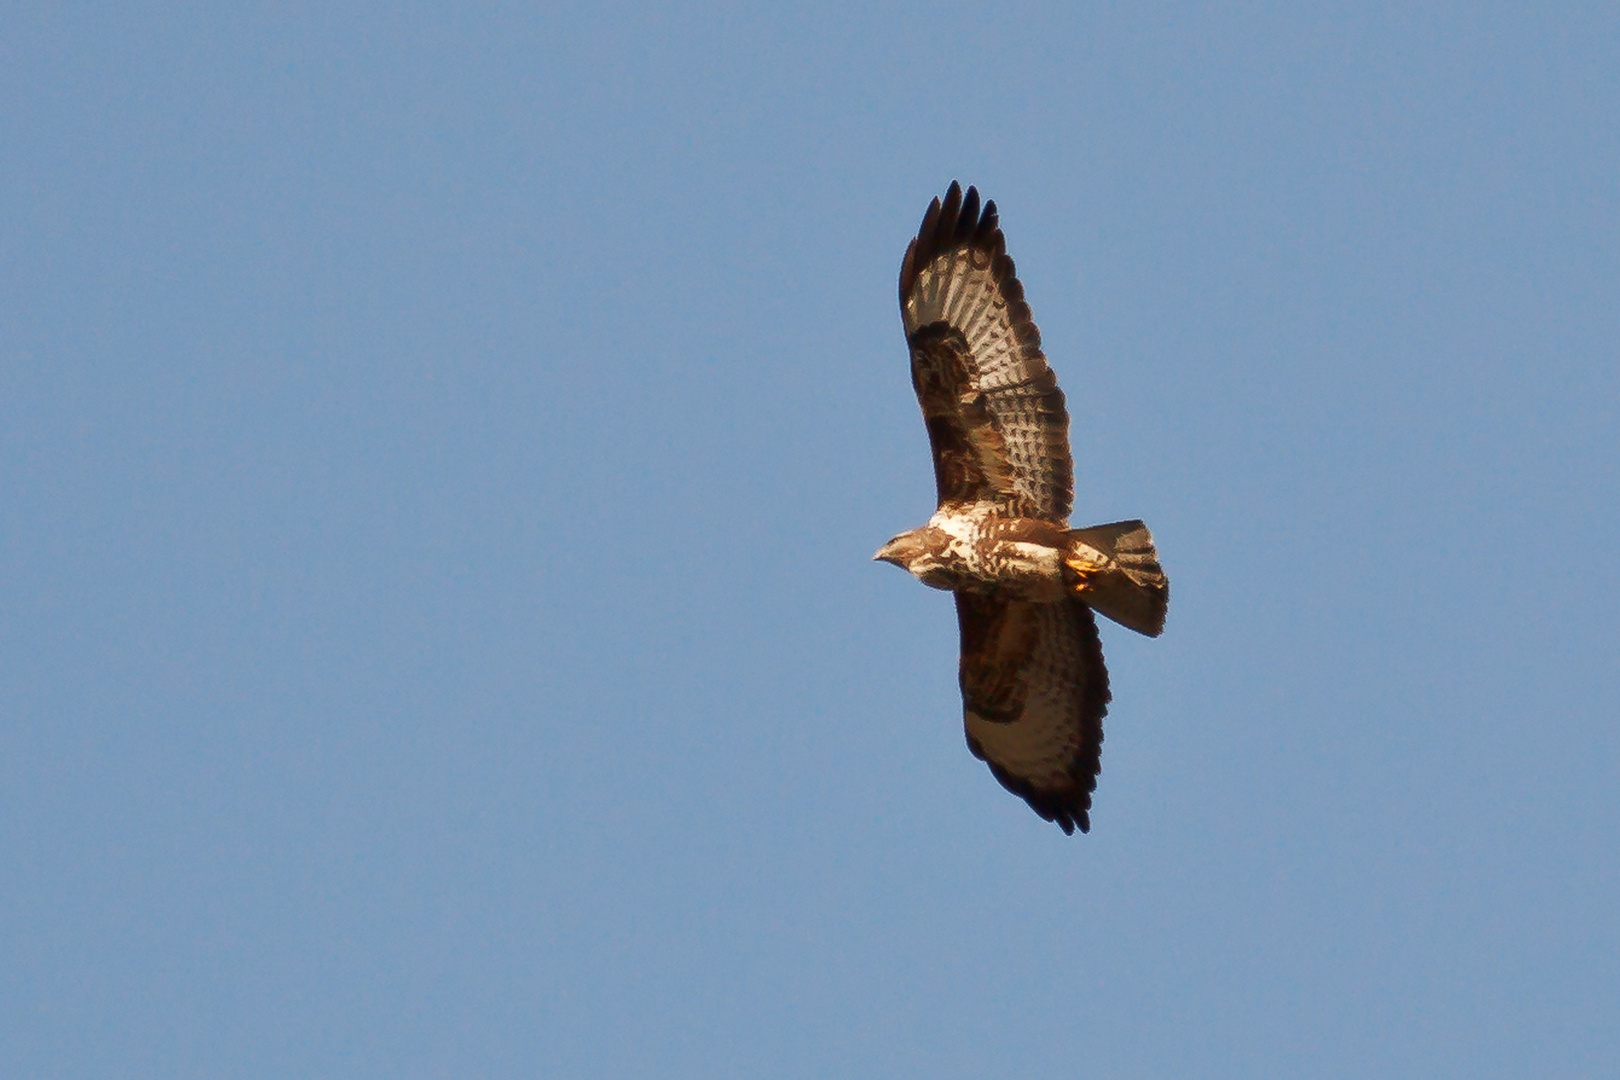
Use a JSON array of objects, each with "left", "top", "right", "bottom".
[
  {"left": 956, "top": 593, "right": 1112, "bottom": 834},
  {"left": 901, "top": 182, "right": 1073, "bottom": 521}
]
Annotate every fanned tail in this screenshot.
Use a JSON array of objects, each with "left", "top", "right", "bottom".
[{"left": 1062, "top": 520, "right": 1168, "bottom": 637}]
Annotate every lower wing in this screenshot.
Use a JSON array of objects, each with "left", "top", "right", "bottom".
[{"left": 956, "top": 594, "right": 1112, "bottom": 834}]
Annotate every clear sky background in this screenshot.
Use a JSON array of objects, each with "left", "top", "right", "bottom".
[{"left": 4, "top": 3, "right": 1617, "bottom": 1077}]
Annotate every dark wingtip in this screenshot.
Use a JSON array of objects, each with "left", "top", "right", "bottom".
[
  {"left": 900, "top": 182, "right": 1000, "bottom": 301},
  {"left": 1056, "top": 808, "right": 1090, "bottom": 835},
  {"left": 898, "top": 238, "right": 918, "bottom": 307},
  {"left": 900, "top": 195, "right": 945, "bottom": 299},
  {"left": 959, "top": 186, "right": 980, "bottom": 237},
  {"left": 918, "top": 195, "right": 943, "bottom": 252},
  {"left": 938, "top": 182, "right": 964, "bottom": 244}
]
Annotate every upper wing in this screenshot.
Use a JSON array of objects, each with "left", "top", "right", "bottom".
[
  {"left": 901, "top": 182, "right": 1073, "bottom": 521},
  {"left": 955, "top": 593, "right": 1112, "bottom": 834}
]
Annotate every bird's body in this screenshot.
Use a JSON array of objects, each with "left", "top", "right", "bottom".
[
  {"left": 875, "top": 182, "right": 1170, "bottom": 834},
  {"left": 879, "top": 507, "right": 1068, "bottom": 601}
]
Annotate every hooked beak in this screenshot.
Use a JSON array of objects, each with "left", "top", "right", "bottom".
[{"left": 873, "top": 536, "right": 905, "bottom": 566}]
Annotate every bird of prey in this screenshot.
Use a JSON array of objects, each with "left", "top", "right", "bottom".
[{"left": 874, "top": 182, "right": 1168, "bottom": 834}]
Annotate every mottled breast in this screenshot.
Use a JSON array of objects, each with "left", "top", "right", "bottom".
[{"left": 928, "top": 510, "right": 1068, "bottom": 601}]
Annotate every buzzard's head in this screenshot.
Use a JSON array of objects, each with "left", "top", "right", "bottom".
[{"left": 873, "top": 526, "right": 955, "bottom": 589}]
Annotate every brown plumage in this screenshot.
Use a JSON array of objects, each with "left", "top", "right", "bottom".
[{"left": 875, "top": 182, "right": 1169, "bottom": 834}]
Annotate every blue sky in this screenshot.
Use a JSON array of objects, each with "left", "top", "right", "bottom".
[{"left": 4, "top": 3, "right": 1617, "bottom": 1077}]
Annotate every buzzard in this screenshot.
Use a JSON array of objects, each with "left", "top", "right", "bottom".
[{"left": 875, "top": 182, "right": 1168, "bottom": 834}]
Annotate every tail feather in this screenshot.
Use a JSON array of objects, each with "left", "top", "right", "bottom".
[{"left": 1063, "top": 520, "right": 1168, "bottom": 637}]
